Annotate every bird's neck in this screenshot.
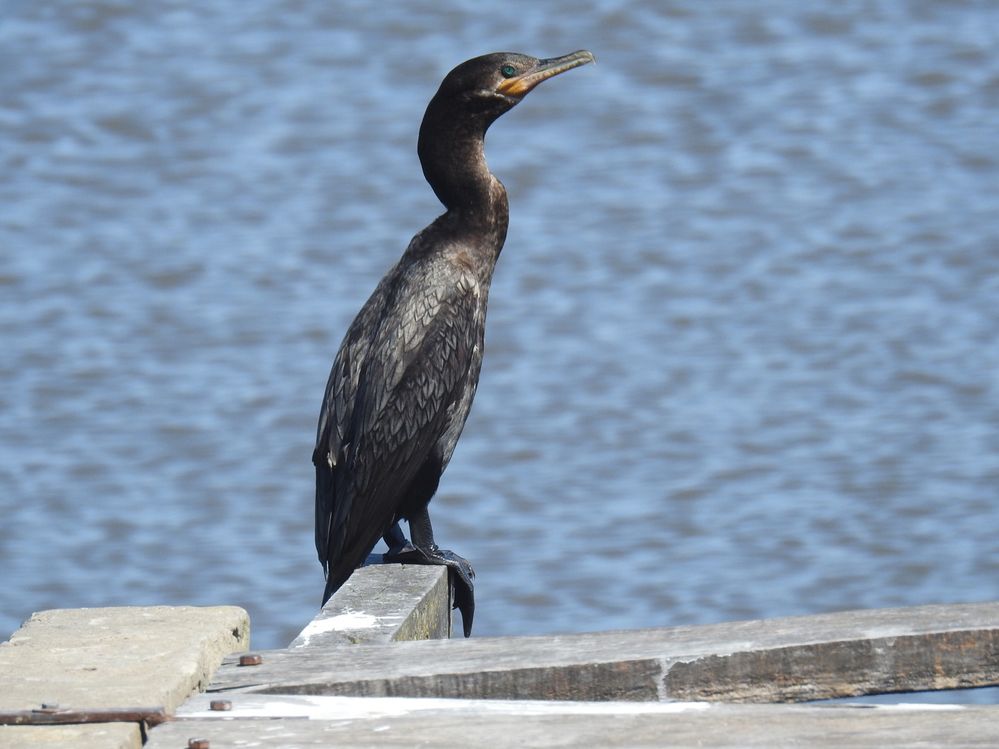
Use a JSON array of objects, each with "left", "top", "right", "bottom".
[
  {"left": 418, "top": 104, "right": 510, "bottom": 270},
  {"left": 419, "top": 103, "right": 508, "bottom": 223}
]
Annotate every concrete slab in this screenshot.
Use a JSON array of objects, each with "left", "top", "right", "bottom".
[
  {"left": 291, "top": 564, "right": 449, "bottom": 648},
  {"left": 0, "top": 605, "right": 249, "bottom": 712},
  {"left": 208, "top": 602, "right": 999, "bottom": 702},
  {"left": 0, "top": 723, "right": 139, "bottom": 749},
  {"left": 150, "top": 696, "right": 999, "bottom": 748}
]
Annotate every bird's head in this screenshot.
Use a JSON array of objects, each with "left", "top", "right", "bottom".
[
  {"left": 430, "top": 50, "right": 595, "bottom": 121},
  {"left": 419, "top": 50, "right": 594, "bottom": 210}
]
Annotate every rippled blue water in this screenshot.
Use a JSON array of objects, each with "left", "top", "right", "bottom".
[{"left": 2, "top": 1, "right": 997, "bottom": 699}]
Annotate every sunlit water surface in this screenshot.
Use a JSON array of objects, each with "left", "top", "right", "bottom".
[{"left": 2, "top": 2, "right": 997, "bottom": 702}]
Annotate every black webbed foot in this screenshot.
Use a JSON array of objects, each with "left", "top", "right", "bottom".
[
  {"left": 435, "top": 548, "right": 475, "bottom": 638},
  {"left": 383, "top": 541, "right": 475, "bottom": 637}
]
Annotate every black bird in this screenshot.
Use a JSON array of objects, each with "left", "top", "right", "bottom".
[{"left": 313, "top": 50, "right": 594, "bottom": 637}]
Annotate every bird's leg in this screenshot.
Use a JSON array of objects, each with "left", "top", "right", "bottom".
[
  {"left": 409, "top": 506, "right": 475, "bottom": 637},
  {"left": 383, "top": 506, "right": 475, "bottom": 637},
  {"left": 382, "top": 522, "right": 413, "bottom": 557}
]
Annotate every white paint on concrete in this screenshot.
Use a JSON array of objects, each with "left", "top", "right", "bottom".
[
  {"left": 181, "top": 694, "right": 972, "bottom": 723},
  {"left": 182, "top": 694, "right": 715, "bottom": 721},
  {"left": 293, "top": 610, "right": 406, "bottom": 647},
  {"left": 870, "top": 703, "right": 966, "bottom": 711}
]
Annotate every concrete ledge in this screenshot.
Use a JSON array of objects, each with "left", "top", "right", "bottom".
[
  {"left": 0, "top": 606, "right": 249, "bottom": 749},
  {"left": 0, "top": 724, "right": 139, "bottom": 749},
  {"left": 208, "top": 602, "right": 999, "bottom": 702},
  {"left": 291, "top": 564, "right": 450, "bottom": 648},
  {"left": 1, "top": 606, "right": 249, "bottom": 711},
  {"left": 153, "top": 695, "right": 999, "bottom": 748}
]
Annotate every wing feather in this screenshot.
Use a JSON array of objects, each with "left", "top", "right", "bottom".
[{"left": 314, "top": 260, "right": 480, "bottom": 588}]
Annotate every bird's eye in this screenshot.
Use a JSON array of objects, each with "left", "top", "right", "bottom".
[{"left": 500, "top": 64, "right": 517, "bottom": 78}]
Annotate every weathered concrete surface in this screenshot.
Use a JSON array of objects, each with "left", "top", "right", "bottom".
[
  {"left": 0, "top": 606, "right": 249, "bottom": 749},
  {"left": 151, "top": 695, "right": 999, "bottom": 748},
  {"left": 1, "top": 606, "right": 249, "bottom": 711},
  {"left": 209, "top": 602, "right": 999, "bottom": 702},
  {"left": 291, "top": 563, "right": 449, "bottom": 648},
  {"left": 0, "top": 724, "right": 139, "bottom": 749}
]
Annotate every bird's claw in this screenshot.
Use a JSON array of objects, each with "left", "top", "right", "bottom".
[
  {"left": 383, "top": 540, "right": 422, "bottom": 563},
  {"left": 383, "top": 543, "right": 475, "bottom": 637},
  {"left": 438, "top": 550, "right": 475, "bottom": 638}
]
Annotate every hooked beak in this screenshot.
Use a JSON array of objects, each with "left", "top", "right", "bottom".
[{"left": 496, "top": 50, "right": 595, "bottom": 97}]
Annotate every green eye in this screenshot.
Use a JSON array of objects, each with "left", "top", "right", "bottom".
[{"left": 500, "top": 64, "right": 517, "bottom": 78}]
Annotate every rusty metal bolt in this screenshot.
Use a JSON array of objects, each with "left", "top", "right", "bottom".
[
  {"left": 209, "top": 699, "right": 232, "bottom": 712},
  {"left": 238, "top": 653, "right": 262, "bottom": 666},
  {"left": 188, "top": 740, "right": 210, "bottom": 749}
]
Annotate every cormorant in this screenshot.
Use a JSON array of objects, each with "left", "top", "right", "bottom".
[{"left": 313, "top": 50, "right": 595, "bottom": 637}]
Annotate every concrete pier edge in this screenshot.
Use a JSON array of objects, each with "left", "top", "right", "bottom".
[
  {"left": 0, "top": 605, "right": 249, "bottom": 749},
  {"left": 4, "top": 565, "right": 997, "bottom": 747}
]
